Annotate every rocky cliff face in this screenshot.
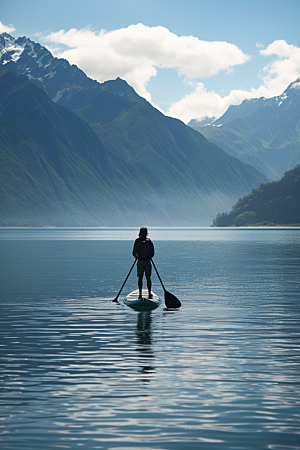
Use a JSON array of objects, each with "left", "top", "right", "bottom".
[{"left": 190, "top": 79, "right": 300, "bottom": 180}]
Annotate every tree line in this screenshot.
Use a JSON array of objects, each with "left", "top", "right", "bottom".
[{"left": 213, "top": 165, "right": 300, "bottom": 227}]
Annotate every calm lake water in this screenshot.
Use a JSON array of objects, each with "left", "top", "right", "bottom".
[{"left": 0, "top": 228, "right": 300, "bottom": 450}]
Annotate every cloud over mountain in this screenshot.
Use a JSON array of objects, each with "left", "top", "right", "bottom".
[
  {"left": 260, "top": 40, "right": 300, "bottom": 94},
  {"left": 0, "top": 21, "right": 15, "bottom": 34},
  {"left": 171, "top": 40, "right": 300, "bottom": 123},
  {"left": 42, "top": 24, "right": 249, "bottom": 104},
  {"left": 42, "top": 25, "right": 300, "bottom": 123}
]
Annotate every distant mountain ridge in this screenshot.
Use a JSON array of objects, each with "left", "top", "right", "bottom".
[
  {"left": 0, "top": 34, "right": 267, "bottom": 227},
  {"left": 189, "top": 79, "right": 300, "bottom": 180}
]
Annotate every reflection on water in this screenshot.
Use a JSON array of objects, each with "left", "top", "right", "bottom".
[
  {"left": 0, "top": 229, "right": 300, "bottom": 449},
  {"left": 136, "top": 312, "right": 154, "bottom": 382}
]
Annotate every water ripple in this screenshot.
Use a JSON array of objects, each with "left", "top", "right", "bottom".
[{"left": 1, "top": 231, "right": 300, "bottom": 449}]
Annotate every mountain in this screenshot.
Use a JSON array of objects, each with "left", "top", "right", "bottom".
[
  {"left": 212, "top": 165, "right": 300, "bottom": 227},
  {"left": 0, "top": 70, "right": 132, "bottom": 226},
  {"left": 189, "top": 80, "right": 300, "bottom": 180},
  {"left": 0, "top": 33, "right": 147, "bottom": 111},
  {"left": 0, "top": 34, "right": 267, "bottom": 226}
]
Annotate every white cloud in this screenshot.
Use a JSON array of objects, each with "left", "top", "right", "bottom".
[
  {"left": 170, "top": 40, "right": 300, "bottom": 123},
  {"left": 168, "top": 83, "right": 259, "bottom": 124},
  {"left": 43, "top": 24, "right": 249, "bottom": 104},
  {"left": 168, "top": 82, "right": 225, "bottom": 123},
  {"left": 0, "top": 21, "right": 16, "bottom": 34},
  {"left": 259, "top": 40, "right": 300, "bottom": 96},
  {"left": 42, "top": 25, "right": 300, "bottom": 124}
]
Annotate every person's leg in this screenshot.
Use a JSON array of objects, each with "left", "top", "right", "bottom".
[
  {"left": 138, "top": 275, "right": 143, "bottom": 298},
  {"left": 146, "top": 274, "right": 152, "bottom": 298},
  {"left": 137, "top": 260, "right": 143, "bottom": 298}
]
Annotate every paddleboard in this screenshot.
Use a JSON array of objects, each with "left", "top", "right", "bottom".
[{"left": 124, "top": 289, "right": 161, "bottom": 311}]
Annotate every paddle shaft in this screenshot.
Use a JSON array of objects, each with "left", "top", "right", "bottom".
[
  {"left": 151, "top": 259, "right": 166, "bottom": 291},
  {"left": 112, "top": 258, "right": 137, "bottom": 302},
  {"left": 151, "top": 259, "right": 181, "bottom": 308}
]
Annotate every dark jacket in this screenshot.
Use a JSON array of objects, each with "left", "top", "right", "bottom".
[{"left": 132, "top": 238, "right": 155, "bottom": 261}]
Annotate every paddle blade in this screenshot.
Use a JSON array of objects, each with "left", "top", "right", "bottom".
[{"left": 164, "top": 290, "right": 181, "bottom": 308}]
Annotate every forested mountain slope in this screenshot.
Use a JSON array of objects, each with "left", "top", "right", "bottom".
[{"left": 213, "top": 165, "right": 300, "bottom": 227}]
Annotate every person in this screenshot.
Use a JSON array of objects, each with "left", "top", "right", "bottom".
[{"left": 132, "top": 227, "right": 155, "bottom": 299}]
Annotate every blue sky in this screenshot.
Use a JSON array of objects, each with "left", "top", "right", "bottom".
[{"left": 1, "top": 0, "right": 300, "bottom": 122}]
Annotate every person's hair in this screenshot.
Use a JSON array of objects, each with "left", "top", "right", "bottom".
[{"left": 138, "top": 227, "right": 148, "bottom": 239}]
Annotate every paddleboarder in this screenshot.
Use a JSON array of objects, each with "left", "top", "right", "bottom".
[
  {"left": 113, "top": 228, "right": 180, "bottom": 307},
  {"left": 133, "top": 227, "right": 155, "bottom": 299}
]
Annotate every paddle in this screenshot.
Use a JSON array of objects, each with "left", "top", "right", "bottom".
[
  {"left": 112, "top": 258, "right": 137, "bottom": 302},
  {"left": 151, "top": 259, "right": 181, "bottom": 308}
]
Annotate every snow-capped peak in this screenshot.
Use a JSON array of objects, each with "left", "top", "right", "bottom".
[
  {"left": 0, "top": 33, "right": 26, "bottom": 64},
  {"left": 276, "top": 93, "right": 287, "bottom": 106},
  {"left": 289, "top": 78, "right": 300, "bottom": 90},
  {"left": 0, "top": 33, "right": 47, "bottom": 68},
  {"left": 269, "top": 77, "right": 300, "bottom": 107},
  {"left": 26, "top": 41, "right": 45, "bottom": 67}
]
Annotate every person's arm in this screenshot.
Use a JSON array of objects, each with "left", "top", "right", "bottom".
[
  {"left": 132, "top": 241, "right": 137, "bottom": 258},
  {"left": 150, "top": 241, "right": 155, "bottom": 258}
]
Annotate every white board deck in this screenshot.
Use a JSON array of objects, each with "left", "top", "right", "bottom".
[{"left": 124, "top": 289, "right": 161, "bottom": 311}]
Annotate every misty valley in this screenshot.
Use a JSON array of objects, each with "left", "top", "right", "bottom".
[{"left": 3, "top": 32, "right": 300, "bottom": 228}]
